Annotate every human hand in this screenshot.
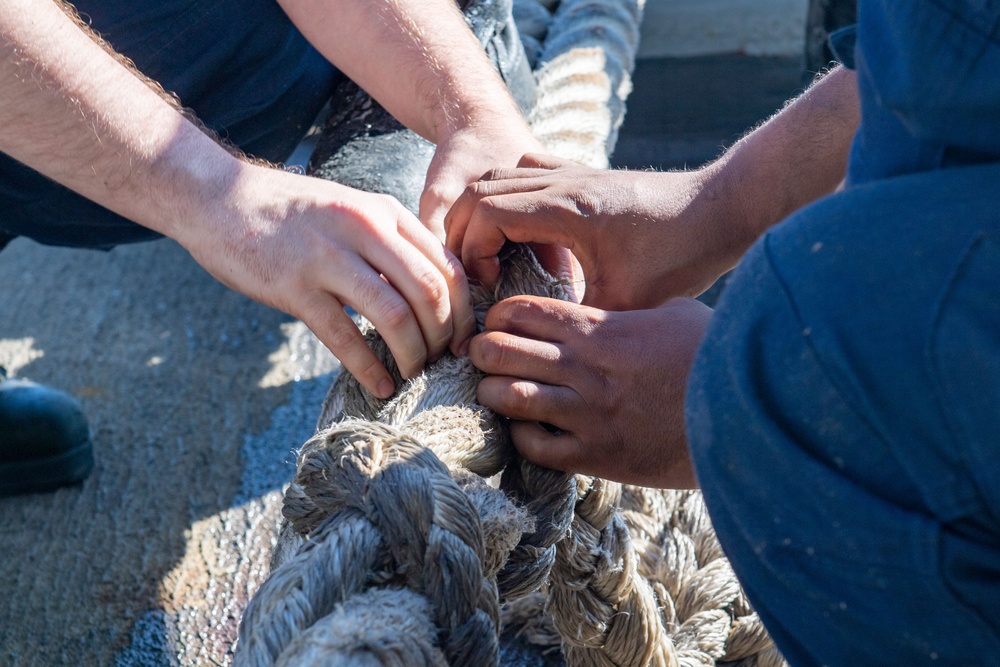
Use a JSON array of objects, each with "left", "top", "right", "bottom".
[
  {"left": 420, "top": 119, "right": 541, "bottom": 240},
  {"left": 469, "top": 295, "right": 712, "bottom": 488},
  {"left": 422, "top": 126, "right": 583, "bottom": 293},
  {"left": 0, "top": 0, "right": 473, "bottom": 403},
  {"left": 446, "top": 154, "right": 742, "bottom": 309},
  {"left": 181, "top": 164, "right": 476, "bottom": 398}
]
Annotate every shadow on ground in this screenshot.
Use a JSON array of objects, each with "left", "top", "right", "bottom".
[{"left": 0, "top": 238, "right": 337, "bottom": 665}]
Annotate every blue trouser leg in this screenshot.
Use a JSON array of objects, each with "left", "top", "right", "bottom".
[
  {"left": 687, "top": 162, "right": 1000, "bottom": 666},
  {"left": 0, "top": 0, "right": 339, "bottom": 250}
]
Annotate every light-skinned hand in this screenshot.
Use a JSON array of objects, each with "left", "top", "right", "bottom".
[
  {"left": 434, "top": 147, "right": 583, "bottom": 294},
  {"left": 185, "top": 163, "right": 476, "bottom": 398}
]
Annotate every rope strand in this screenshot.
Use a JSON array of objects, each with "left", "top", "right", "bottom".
[{"left": 237, "top": 1, "right": 784, "bottom": 665}]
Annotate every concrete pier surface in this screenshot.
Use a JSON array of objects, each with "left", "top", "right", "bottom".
[{"left": 0, "top": 238, "right": 338, "bottom": 665}]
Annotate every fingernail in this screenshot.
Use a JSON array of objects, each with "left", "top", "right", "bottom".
[
  {"left": 377, "top": 378, "right": 395, "bottom": 399},
  {"left": 455, "top": 336, "right": 471, "bottom": 358}
]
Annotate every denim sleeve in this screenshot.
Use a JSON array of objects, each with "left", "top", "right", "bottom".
[{"left": 857, "top": 0, "right": 1000, "bottom": 155}]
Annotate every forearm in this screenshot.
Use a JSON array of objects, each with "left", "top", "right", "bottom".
[
  {"left": 277, "top": 0, "right": 529, "bottom": 143},
  {"left": 700, "top": 66, "right": 860, "bottom": 269},
  {"left": 1, "top": 1, "right": 477, "bottom": 396},
  {"left": 0, "top": 0, "right": 241, "bottom": 246}
]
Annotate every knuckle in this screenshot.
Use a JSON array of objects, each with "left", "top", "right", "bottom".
[
  {"left": 350, "top": 273, "right": 386, "bottom": 314},
  {"left": 467, "top": 181, "right": 490, "bottom": 200},
  {"left": 508, "top": 382, "right": 537, "bottom": 415},
  {"left": 568, "top": 192, "right": 599, "bottom": 218},
  {"left": 491, "top": 296, "right": 540, "bottom": 329},
  {"left": 461, "top": 181, "right": 480, "bottom": 199},
  {"left": 478, "top": 338, "right": 506, "bottom": 369},
  {"left": 323, "top": 317, "right": 363, "bottom": 356},
  {"left": 375, "top": 191, "right": 401, "bottom": 209},
  {"left": 476, "top": 195, "right": 500, "bottom": 216},
  {"left": 421, "top": 186, "right": 449, "bottom": 214},
  {"left": 414, "top": 269, "right": 449, "bottom": 308},
  {"left": 480, "top": 168, "right": 505, "bottom": 183},
  {"left": 471, "top": 334, "right": 513, "bottom": 371},
  {"left": 440, "top": 252, "right": 465, "bottom": 284},
  {"left": 376, "top": 195, "right": 410, "bottom": 223},
  {"left": 320, "top": 243, "right": 351, "bottom": 268},
  {"left": 419, "top": 185, "right": 439, "bottom": 205},
  {"left": 379, "top": 296, "right": 413, "bottom": 331},
  {"left": 424, "top": 181, "right": 449, "bottom": 199},
  {"left": 349, "top": 273, "right": 417, "bottom": 334}
]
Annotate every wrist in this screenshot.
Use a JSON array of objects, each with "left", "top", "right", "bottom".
[
  {"left": 694, "top": 155, "right": 774, "bottom": 272},
  {"left": 434, "top": 99, "right": 535, "bottom": 150},
  {"left": 145, "top": 125, "right": 249, "bottom": 250},
  {"left": 695, "top": 65, "right": 859, "bottom": 263},
  {"left": 629, "top": 166, "right": 752, "bottom": 297}
]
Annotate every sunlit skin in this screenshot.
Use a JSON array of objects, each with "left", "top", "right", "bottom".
[
  {"left": 0, "top": 0, "right": 541, "bottom": 397},
  {"left": 471, "top": 295, "right": 711, "bottom": 488},
  {"left": 447, "top": 67, "right": 860, "bottom": 486}
]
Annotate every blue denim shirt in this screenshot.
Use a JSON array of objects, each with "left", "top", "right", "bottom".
[
  {"left": 689, "top": 5, "right": 1000, "bottom": 665},
  {"left": 834, "top": 0, "right": 1000, "bottom": 185},
  {"left": 70, "top": 0, "right": 330, "bottom": 135}
]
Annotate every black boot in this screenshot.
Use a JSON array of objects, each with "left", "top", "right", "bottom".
[{"left": 0, "top": 368, "right": 94, "bottom": 496}]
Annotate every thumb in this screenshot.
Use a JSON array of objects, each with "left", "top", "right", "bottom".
[{"left": 418, "top": 186, "right": 450, "bottom": 243}]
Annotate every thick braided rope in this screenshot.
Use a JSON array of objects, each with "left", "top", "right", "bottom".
[
  {"left": 502, "top": 484, "right": 783, "bottom": 666},
  {"left": 549, "top": 477, "right": 672, "bottom": 666},
  {"left": 237, "top": 420, "right": 513, "bottom": 666},
  {"left": 621, "top": 489, "right": 780, "bottom": 665},
  {"left": 522, "top": 0, "right": 645, "bottom": 165},
  {"left": 507, "top": 2, "right": 784, "bottom": 664},
  {"left": 314, "top": 248, "right": 582, "bottom": 607},
  {"left": 236, "top": 249, "right": 579, "bottom": 667},
  {"left": 237, "top": 0, "right": 784, "bottom": 664}
]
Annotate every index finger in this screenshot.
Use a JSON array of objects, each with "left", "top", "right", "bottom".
[
  {"left": 471, "top": 201, "right": 588, "bottom": 289},
  {"left": 395, "top": 216, "right": 476, "bottom": 358},
  {"left": 299, "top": 291, "right": 397, "bottom": 399},
  {"left": 483, "top": 295, "right": 600, "bottom": 341},
  {"left": 444, "top": 170, "right": 550, "bottom": 256}
]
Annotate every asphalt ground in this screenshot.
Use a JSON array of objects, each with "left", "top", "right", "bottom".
[{"left": 613, "top": 54, "right": 805, "bottom": 171}]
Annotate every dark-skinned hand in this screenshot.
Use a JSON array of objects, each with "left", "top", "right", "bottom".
[
  {"left": 469, "top": 295, "right": 713, "bottom": 488},
  {"left": 446, "top": 153, "right": 738, "bottom": 310}
]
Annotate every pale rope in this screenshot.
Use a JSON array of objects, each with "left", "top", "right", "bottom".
[
  {"left": 526, "top": 0, "right": 644, "bottom": 166},
  {"left": 237, "top": 249, "right": 578, "bottom": 666},
  {"left": 236, "top": 0, "right": 784, "bottom": 665}
]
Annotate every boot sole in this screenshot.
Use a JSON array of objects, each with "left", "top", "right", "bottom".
[{"left": 0, "top": 439, "right": 94, "bottom": 496}]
